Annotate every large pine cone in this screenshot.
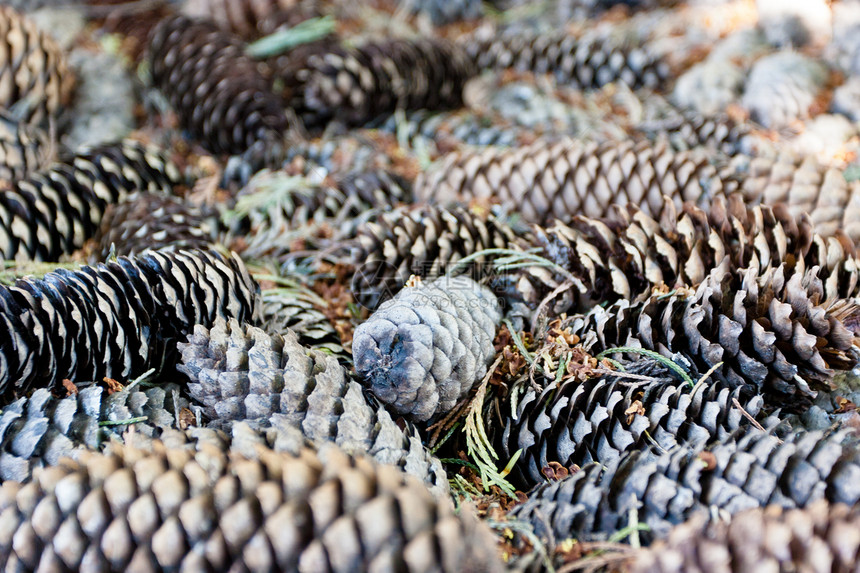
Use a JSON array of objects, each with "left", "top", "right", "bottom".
[
  {"left": 0, "top": 249, "right": 259, "bottom": 400},
  {"left": 146, "top": 14, "right": 288, "bottom": 156},
  {"left": 632, "top": 500, "right": 860, "bottom": 573},
  {"left": 0, "top": 384, "right": 186, "bottom": 482},
  {"left": 0, "top": 140, "right": 182, "bottom": 262},
  {"left": 260, "top": 288, "right": 347, "bottom": 361},
  {"left": 501, "top": 357, "right": 767, "bottom": 488},
  {"left": 346, "top": 203, "right": 528, "bottom": 310},
  {"left": 509, "top": 427, "right": 860, "bottom": 545},
  {"left": 177, "top": 319, "right": 446, "bottom": 489},
  {"left": 0, "top": 110, "right": 53, "bottom": 184},
  {"left": 0, "top": 6, "right": 75, "bottom": 125},
  {"left": 0, "top": 441, "right": 503, "bottom": 571},
  {"left": 460, "top": 25, "right": 669, "bottom": 90},
  {"left": 93, "top": 192, "right": 220, "bottom": 261},
  {"left": 353, "top": 276, "right": 502, "bottom": 423},
  {"left": 278, "top": 37, "right": 476, "bottom": 128},
  {"left": 568, "top": 261, "right": 860, "bottom": 401},
  {"left": 634, "top": 109, "right": 754, "bottom": 156}
]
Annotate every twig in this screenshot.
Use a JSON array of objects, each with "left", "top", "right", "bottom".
[{"left": 732, "top": 397, "right": 782, "bottom": 443}]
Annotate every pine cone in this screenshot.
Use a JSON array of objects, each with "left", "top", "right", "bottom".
[
  {"left": 567, "top": 261, "right": 860, "bottom": 402},
  {"left": 742, "top": 51, "right": 828, "bottom": 129},
  {"left": 460, "top": 25, "right": 669, "bottom": 90},
  {"left": 280, "top": 37, "right": 477, "bottom": 128},
  {"left": 0, "top": 383, "right": 187, "bottom": 483},
  {"left": 260, "top": 289, "right": 347, "bottom": 361},
  {"left": 93, "top": 192, "right": 220, "bottom": 261},
  {"left": 370, "top": 109, "right": 524, "bottom": 151},
  {"left": 501, "top": 357, "right": 767, "bottom": 488},
  {"left": 635, "top": 109, "right": 754, "bottom": 156},
  {"left": 631, "top": 500, "right": 860, "bottom": 573},
  {"left": 177, "top": 318, "right": 447, "bottom": 489},
  {"left": 413, "top": 139, "right": 740, "bottom": 226},
  {"left": 0, "top": 440, "right": 503, "bottom": 572},
  {"left": 346, "top": 203, "right": 529, "bottom": 310},
  {"left": 353, "top": 276, "right": 502, "bottom": 423},
  {"left": 146, "top": 14, "right": 288, "bottom": 155},
  {"left": 509, "top": 427, "right": 860, "bottom": 545},
  {"left": 0, "top": 6, "right": 75, "bottom": 125},
  {"left": 182, "top": 0, "right": 318, "bottom": 38},
  {"left": 0, "top": 140, "right": 182, "bottom": 262},
  {"left": 0, "top": 110, "right": 53, "bottom": 184},
  {"left": 397, "top": 0, "right": 483, "bottom": 25},
  {"left": 0, "top": 249, "right": 259, "bottom": 400}
]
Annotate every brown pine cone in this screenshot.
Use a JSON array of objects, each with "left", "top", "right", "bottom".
[
  {"left": 277, "top": 37, "right": 477, "bottom": 128},
  {"left": 460, "top": 25, "right": 669, "bottom": 90},
  {"left": 345, "top": 203, "right": 529, "bottom": 310},
  {"left": 0, "top": 6, "right": 75, "bottom": 125},
  {"left": 509, "top": 427, "right": 860, "bottom": 545},
  {"left": 631, "top": 501, "right": 860, "bottom": 573},
  {"left": 146, "top": 14, "right": 288, "bottom": 156},
  {"left": 93, "top": 192, "right": 220, "bottom": 261},
  {"left": 568, "top": 261, "right": 860, "bottom": 401},
  {"left": 635, "top": 109, "right": 754, "bottom": 156},
  {"left": 0, "top": 441, "right": 503, "bottom": 571},
  {"left": 182, "top": 0, "right": 318, "bottom": 38},
  {"left": 0, "top": 110, "right": 53, "bottom": 184},
  {"left": 0, "top": 140, "right": 182, "bottom": 262}
]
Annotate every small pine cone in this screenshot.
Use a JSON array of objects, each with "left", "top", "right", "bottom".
[
  {"left": 0, "top": 249, "right": 259, "bottom": 399},
  {"left": 0, "top": 140, "right": 182, "bottom": 261},
  {"left": 632, "top": 500, "right": 860, "bottom": 573},
  {"left": 524, "top": 194, "right": 860, "bottom": 315},
  {"left": 742, "top": 51, "right": 828, "bottom": 129},
  {"left": 568, "top": 262, "right": 860, "bottom": 401},
  {"left": 0, "top": 111, "right": 54, "bottom": 184},
  {"left": 93, "top": 192, "right": 220, "bottom": 261},
  {"left": 460, "top": 26, "right": 669, "bottom": 91},
  {"left": 177, "top": 319, "right": 446, "bottom": 489},
  {"left": 635, "top": 109, "right": 753, "bottom": 156},
  {"left": 0, "top": 440, "right": 502, "bottom": 572},
  {"left": 352, "top": 276, "right": 502, "bottom": 423},
  {"left": 260, "top": 289, "right": 347, "bottom": 361},
  {"left": 398, "top": 0, "right": 483, "bottom": 25},
  {"left": 370, "top": 109, "right": 524, "bottom": 151},
  {"left": 182, "top": 0, "right": 318, "bottom": 38},
  {"left": 509, "top": 427, "right": 860, "bottom": 545},
  {"left": 501, "top": 358, "right": 767, "bottom": 488},
  {"left": 346, "top": 203, "right": 529, "bottom": 310},
  {"left": 0, "top": 383, "right": 187, "bottom": 482},
  {"left": 413, "top": 139, "right": 739, "bottom": 226},
  {"left": 0, "top": 6, "right": 75, "bottom": 125},
  {"left": 282, "top": 37, "right": 477, "bottom": 128},
  {"left": 146, "top": 14, "right": 288, "bottom": 155}
]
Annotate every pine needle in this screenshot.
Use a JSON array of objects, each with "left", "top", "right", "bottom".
[
  {"left": 597, "top": 347, "right": 694, "bottom": 388},
  {"left": 246, "top": 16, "right": 336, "bottom": 59}
]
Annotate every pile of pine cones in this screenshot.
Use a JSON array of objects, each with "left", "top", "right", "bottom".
[{"left": 1, "top": 0, "right": 860, "bottom": 571}]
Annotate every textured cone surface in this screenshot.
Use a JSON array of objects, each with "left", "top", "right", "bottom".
[
  {"left": 632, "top": 500, "right": 860, "bottom": 573},
  {"left": 346, "top": 203, "right": 528, "bottom": 310},
  {"left": 635, "top": 110, "right": 753, "bottom": 156},
  {"left": 0, "top": 249, "right": 259, "bottom": 399},
  {"left": 0, "top": 384, "right": 186, "bottom": 483},
  {"left": 460, "top": 26, "right": 669, "bottom": 90},
  {"left": 0, "top": 110, "right": 53, "bottom": 184},
  {"left": 520, "top": 194, "right": 860, "bottom": 315},
  {"left": 352, "top": 276, "right": 502, "bottom": 423},
  {"left": 182, "top": 0, "right": 317, "bottom": 38},
  {"left": 568, "top": 261, "right": 860, "bottom": 400},
  {"left": 260, "top": 289, "right": 348, "bottom": 361},
  {"left": 741, "top": 51, "right": 828, "bottom": 129},
  {"left": 0, "top": 140, "right": 182, "bottom": 262},
  {"left": 0, "top": 6, "right": 75, "bottom": 125},
  {"left": 93, "top": 192, "right": 220, "bottom": 261},
  {"left": 370, "top": 109, "right": 524, "bottom": 151},
  {"left": 413, "top": 139, "right": 740, "bottom": 226},
  {"left": 146, "top": 14, "right": 288, "bottom": 155},
  {"left": 0, "top": 441, "right": 502, "bottom": 572},
  {"left": 501, "top": 357, "right": 766, "bottom": 488},
  {"left": 510, "top": 427, "right": 860, "bottom": 545},
  {"left": 177, "top": 319, "right": 446, "bottom": 489},
  {"left": 280, "top": 37, "right": 477, "bottom": 128}
]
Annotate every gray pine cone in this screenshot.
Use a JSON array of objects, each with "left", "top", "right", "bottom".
[
  {"left": 741, "top": 51, "right": 828, "bottom": 129},
  {"left": 353, "top": 276, "right": 502, "bottom": 423},
  {"left": 0, "top": 249, "right": 259, "bottom": 400},
  {"left": 510, "top": 427, "right": 860, "bottom": 545},
  {"left": 501, "top": 357, "right": 768, "bottom": 488},
  {"left": 0, "top": 383, "right": 187, "bottom": 483},
  {"left": 177, "top": 318, "right": 447, "bottom": 490},
  {"left": 0, "top": 440, "right": 503, "bottom": 572},
  {"left": 631, "top": 500, "right": 860, "bottom": 573}
]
